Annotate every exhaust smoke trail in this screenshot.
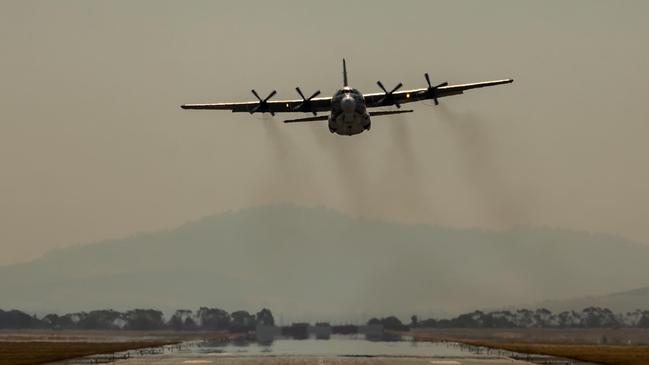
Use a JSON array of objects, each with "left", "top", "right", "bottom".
[
  {"left": 382, "top": 114, "right": 437, "bottom": 222},
  {"left": 436, "top": 105, "right": 529, "bottom": 227},
  {"left": 248, "top": 118, "right": 318, "bottom": 208}
]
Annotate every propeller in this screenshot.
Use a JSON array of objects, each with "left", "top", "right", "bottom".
[
  {"left": 293, "top": 87, "right": 321, "bottom": 115},
  {"left": 375, "top": 81, "right": 403, "bottom": 108},
  {"left": 424, "top": 73, "right": 448, "bottom": 105},
  {"left": 250, "top": 89, "right": 277, "bottom": 115}
]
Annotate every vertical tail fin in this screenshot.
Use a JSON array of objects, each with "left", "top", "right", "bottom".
[{"left": 342, "top": 58, "right": 348, "bottom": 86}]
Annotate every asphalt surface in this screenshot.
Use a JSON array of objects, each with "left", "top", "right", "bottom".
[{"left": 97, "top": 355, "right": 536, "bottom": 365}]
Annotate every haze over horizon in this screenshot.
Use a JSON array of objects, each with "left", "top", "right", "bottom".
[
  {"left": 2, "top": 0, "right": 649, "bottom": 266},
  {"left": 3, "top": 205, "right": 649, "bottom": 321}
]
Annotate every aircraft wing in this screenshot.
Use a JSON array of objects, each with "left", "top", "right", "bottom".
[
  {"left": 363, "top": 79, "right": 513, "bottom": 108},
  {"left": 181, "top": 92, "right": 332, "bottom": 114},
  {"left": 181, "top": 79, "right": 512, "bottom": 113}
]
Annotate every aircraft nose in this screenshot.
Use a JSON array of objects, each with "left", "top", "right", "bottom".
[{"left": 341, "top": 95, "right": 355, "bottom": 113}]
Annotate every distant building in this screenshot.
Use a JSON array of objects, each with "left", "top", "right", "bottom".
[
  {"left": 255, "top": 324, "right": 281, "bottom": 344},
  {"left": 358, "top": 324, "right": 383, "bottom": 340},
  {"left": 312, "top": 322, "right": 332, "bottom": 340},
  {"left": 283, "top": 322, "right": 309, "bottom": 339}
]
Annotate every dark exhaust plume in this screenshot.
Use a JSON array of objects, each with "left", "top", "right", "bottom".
[
  {"left": 249, "top": 118, "right": 317, "bottom": 207},
  {"left": 436, "top": 105, "right": 529, "bottom": 226},
  {"left": 382, "top": 114, "right": 438, "bottom": 221}
]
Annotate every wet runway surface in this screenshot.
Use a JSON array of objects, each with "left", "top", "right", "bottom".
[
  {"left": 116, "top": 355, "right": 534, "bottom": 365},
  {"left": 185, "top": 337, "right": 486, "bottom": 357},
  {"left": 53, "top": 336, "right": 539, "bottom": 365}
]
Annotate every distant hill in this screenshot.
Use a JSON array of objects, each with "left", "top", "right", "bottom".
[
  {"left": 1, "top": 205, "right": 648, "bottom": 320},
  {"left": 537, "top": 286, "right": 649, "bottom": 313}
]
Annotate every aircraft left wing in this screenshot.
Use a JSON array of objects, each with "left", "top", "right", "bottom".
[
  {"left": 363, "top": 78, "right": 514, "bottom": 108},
  {"left": 181, "top": 89, "right": 332, "bottom": 115}
]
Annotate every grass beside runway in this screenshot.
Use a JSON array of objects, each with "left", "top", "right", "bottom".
[
  {"left": 0, "top": 341, "right": 177, "bottom": 365},
  {"left": 410, "top": 331, "right": 649, "bottom": 365},
  {"left": 475, "top": 342, "right": 649, "bottom": 365}
]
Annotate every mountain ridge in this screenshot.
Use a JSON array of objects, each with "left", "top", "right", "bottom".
[
  {"left": 1, "top": 205, "right": 648, "bottom": 321},
  {"left": 536, "top": 286, "right": 649, "bottom": 313}
]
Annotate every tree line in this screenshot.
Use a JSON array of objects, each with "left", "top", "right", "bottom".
[
  {"left": 0, "top": 307, "right": 274, "bottom": 331},
  {"left": 371, "top": 307, "right": 649, "bottom": 329},
  {"left": 3, "top": 307, "right": 649, "bottom": 330}
]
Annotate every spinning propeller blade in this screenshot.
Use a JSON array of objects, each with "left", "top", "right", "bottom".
[
  {"left": 293, "top": 87, "right": 321, "bottom": 115},
  {"left": 376, "top": 81, "right": 403, "bottom": 108},
  {"left": 250, "top": 89, "right": 277, "bottom": 115},
  {"left": 424, "top": 73, "right": 448, "bottom": 105}
]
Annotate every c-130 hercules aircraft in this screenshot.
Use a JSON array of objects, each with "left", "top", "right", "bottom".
[{"left": 181, "top": 60, "right": 513, "bottom": 136}]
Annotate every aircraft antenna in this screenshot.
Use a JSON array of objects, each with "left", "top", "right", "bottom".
[{"left": 343, "top": 58, "right": 348, "bottom": 86}]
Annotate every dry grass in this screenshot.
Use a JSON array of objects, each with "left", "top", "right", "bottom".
[
  {"left": 409, "top": 327, "right": 649, "bottom": 345},
  {"left": 0, "top": 340, "right": 176, "bottom": 365},
  {"left": 466, "top": 341, "right": 649, "bottom": 365},
  {"left": 410, "top": 331, "right": 649, "bottom": 365},
  {"left": 0, "top": 329, "right": 229, "bottom": 343}
]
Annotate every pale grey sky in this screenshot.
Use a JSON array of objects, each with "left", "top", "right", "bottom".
[{"left": 1, "top": 0, "right": 649, "bottom": 266}]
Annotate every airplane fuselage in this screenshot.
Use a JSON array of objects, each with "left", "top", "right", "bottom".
[{"left": 328, "top": 87, "right": 370, "bottom": 136}]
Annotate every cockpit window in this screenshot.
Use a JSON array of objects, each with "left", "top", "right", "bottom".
[{"left": 335, "top": 88, "right": 360, "bottom": 98}]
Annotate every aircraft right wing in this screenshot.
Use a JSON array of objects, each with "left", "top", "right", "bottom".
[{"left": 363, "top": 78, "right": 514, "bottom": 108}]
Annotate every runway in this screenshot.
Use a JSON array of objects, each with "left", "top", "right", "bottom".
[
  {"left": 42, "top": 336, "right": 576, "bottom": 365},
  {"left": 112, "top": 355, "right": 535, "bottom": 365}
]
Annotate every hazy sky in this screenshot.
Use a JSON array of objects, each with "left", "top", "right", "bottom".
[{"left": 1, "top": 0, "right": 649, "bottom": 266}]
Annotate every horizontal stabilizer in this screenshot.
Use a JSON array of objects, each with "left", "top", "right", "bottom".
[
  {"left": 284, "top": 115, "right": 329, "bottom": 123},
  {"left": 369, "top": 109, "right": 414, "bottom": 117}
]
